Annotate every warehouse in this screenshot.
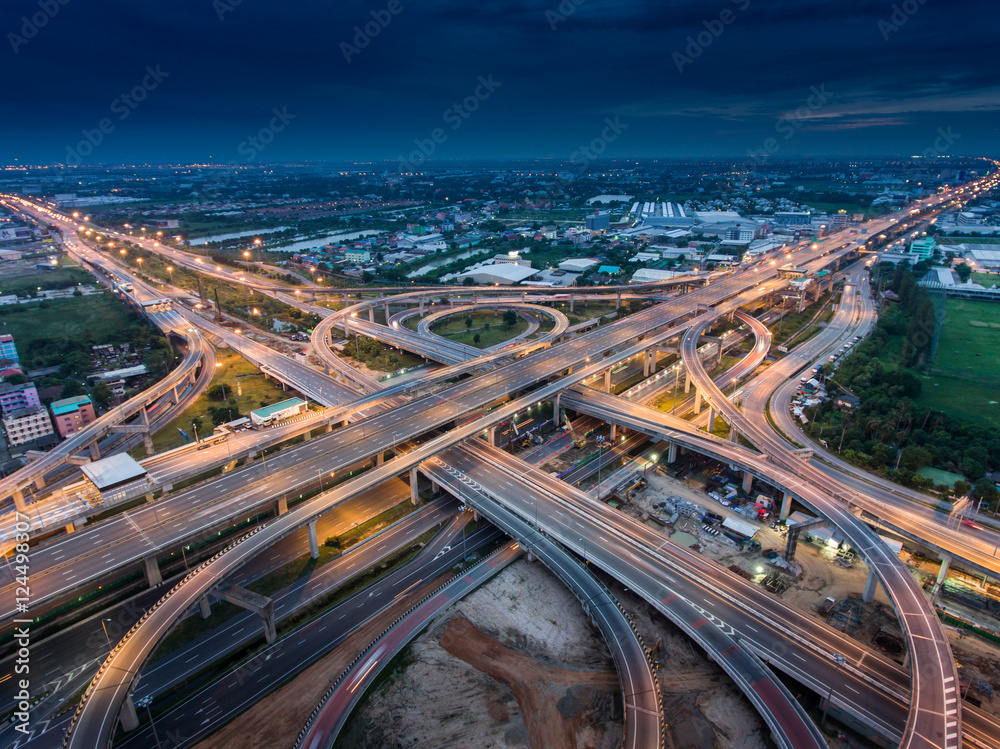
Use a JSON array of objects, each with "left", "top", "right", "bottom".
[{"left": 454, "top": 263, "right": 538, "bottom": 286}]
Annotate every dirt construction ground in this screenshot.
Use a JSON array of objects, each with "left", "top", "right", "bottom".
[{"left": 341, "top": 559, "right": 623, "bottom": 749}]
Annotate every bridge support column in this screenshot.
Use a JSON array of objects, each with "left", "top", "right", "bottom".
[
  {"left": 684, "top": 373, "right": 691, "bottom": 394},
  {"left": 741, "top": 472, "right": 753, "bottom": 495},
  {"left": 569, "top": 294, "right": 574, "bottom": 313},
  {"left": 780, "top": 492, "right": 792, "bottom": 522},
  {"left": 324, "top": 363, "right": 330, "bottom": 376},
  {"left": 34, "top": 473, "right": 46, "bottom": 490},
  {"left": 667, "top": 441, "right": 678, "bottom": 464},
  {"left": 694, "top": 390, "right": 702, "bottom": 413},
  {"left": 368, "top": 307, "right": 374, "bottom": 323},
  {"left": 552, "top": 393, "right": 561, "bottom": 427},
  {"left": 307, "top": 520, "right": 319, "bottom": 560},
  {"left": 172, "top": 384, "right": 180, "bottom": 404},
  {"left": 616, "top": 290, "right": 621, "bottom": 309},
  {"left": 410, "top": 466, "right": 419, "bottom": 505},
  {"left": 610, "top": 423, "right": 617, "bottom": 441},
  {"left": 419, "top": 298, "right": 425, "bottom": 315},
  {"left": 487, "top": 426, "right": 496, "bottom": 446},
  {"left": 863, "top": 568, "right": 879, "bottom": 603},
  {"left": 934, "top": 554, "right": 952, "bottom": 595},
  {"left": 729, "top": 426, "right": 739, "bottom": 443},
  {"left": 708, "top": 407, "right": 717, "bottom": 434},
  {"left": 375, "top": 451, "right": 384, "bottom": 466},
  {"left": 604, "top": 368, "right": 612, "bottom": 392},
  {"left": 650, "top": 348, "right": 658, "bottom": 374},
  {"left": 275, "top": 495, "right": 287, "bottom": 515},
  {"left": 200, "top": 596, "right": 212, "bottom": 619},
  {"left": 143, "top": 555, "right": 162, "bottom": 587},
  {"left": 383, "top": 302, "right": 390, "bottom": 320},
  {"left": 217, "top": 586, "right": 277, "bottom": 644},
  {"left": 120, "top": 695, "right": 140, "bottom": 732},
  {"left": 89, "top": 440, "right": 100, "bottom": 460},
  {"left": 12, "top": 489, "right": 26, "bottom": 512},
  {"left": 643, "top": 351, "right": 651, "bottom": 378}
]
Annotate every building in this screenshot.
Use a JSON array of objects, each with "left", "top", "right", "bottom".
[
  {"left": 772, "top": 211, "right": 813, "bottom": 226},
  {"left": 250, "top": 397, "right": 308, "bottom": 426},
  {"left": 586, "top": 194, "right": 634, "bottom": 205},
  {"left": 631, "top": 268, "right": 688, "bottom": 283},
  {"left": 3, "top": 405, "right": 55, "bottom": 447},
  {"left": 153, "top": 219, "right": 180, "bottom": 229},
  {"left": 454, "top": 263, "right": 538, "bottom": 286},
  {"left": 585, "top": 211, "right": 610, "bottom": 232},
  {"left": 0, "top": 334, "right": 18, "bottom": 363},
  {"left": 50, "top": 394, "right": 97, "bottom": 438},
  {"left": 0, "top": 381, "right": 40, "bottom": 414},
  {"left": 557, "top": 258, "right": 600, "bottom": 274},
  {"left": 344, "top": 249, "right": 371, "bottom": 264},
  {"left": 726, "top": 226, "right": 756, "bottom": 243},
  {"left": 909, "top": 237, "right": 936, "bottom": 260},
  {"left": 958, "top": 211, "right": 980, "bottom": 225},
  {"left": 834, "top": 394, "right": 861, "bottom": 413},
  {"left": 81, "top": 453, "right": 152, "bottom": 507}
]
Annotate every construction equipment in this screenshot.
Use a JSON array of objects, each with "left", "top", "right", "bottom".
[{"left": 561, "top": 410, "right": 587, "bottom": 448}]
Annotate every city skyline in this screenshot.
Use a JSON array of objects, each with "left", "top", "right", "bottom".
[{"left": 3, "top": 0, "right": 998, "bottom": 165}]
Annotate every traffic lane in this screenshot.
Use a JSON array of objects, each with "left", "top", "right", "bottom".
[
  {"left": 114, "top": 527, "right": 504, "bottom": 749},
  {"left": 133, "top": 499, "right": 455, "bottom": 705},
  {"left": 432, "top": 451, "right": 825, "bottom": 749}
]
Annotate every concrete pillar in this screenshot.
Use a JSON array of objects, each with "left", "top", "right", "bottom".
[
  {"left": 34, "top": 474, "right": 45, "bottom": 490},
  {"left": 780, "top": 493, "right": 792, "bottom": 521},
  {"left": 65, "top": 522, "right": 75, "bottom": 534},
  {"left": 643, "top": 351, "right": 651, "bottom": 378},
  {"left": 935, "top": 554, "right": 952, "bottom": 591},
  {"left": 667, "top": 441, "right": 678, "bottom": 464},
  {"left": 729, "top": 427, "right": 738, "bottom": 443},
  {"left": 410, "top": 466, "right": 419, "bottom": 505},
  {"left": 172, "top": 384, "right": 179, "bottom": 404},
  {"left": 383, "top": 302, "right": 389, "bottom": 319},
  {"left": 569, "top": 294, "right": 574, "bottom": 313},
  {"left": 741, "top": 472, "right": 753, "bottom": 495},
  {"left": 694, "top": 390, "right": 702, "bottom": 413},
  {"left": 616, "top": 290, "right": 621, "bottom": 309},
  {"left": 650, "top": 348, "right": 657, "bottom": 374},
  {"left": 143, "top": 432, "right": 154, "bottom": 455},
  {"left": 604, "top": 368, "right": 612, "bottom": 392},
  {"left": 324, "top": 363, "right": 329, "bottom": 376},
  {"left": 368, "top": 307, "right": 374, "bottom": 322},
  {"left": 143, "top": 555, "right": 162, "bottom": 586},
  {"left": 120, "top": 695, "right": 139, "bottom": 732},
  {"left": 303, "top": 429, "right": 312, "bottom": 441},
  {"left": 526, "top": 552, "right": 536, "bottom": 563},
  {"left": 12, "top": 488, "right": 26, "bottom": 512},
  {"left": 708, "top": 407, "right": 717, "bottom": 434},
  {"left": 343, "top": 292, "right": 349, "bottom": 307},
  {"left": 199, "top": 596, "right": 212, "bottom": 619},
  {"left": 487, "top": 426, "right": 496, "bottom": 445},
  {"left": 610, "top": 423, "right": 617, "bottom": 441},
  {"left": 431, "top": 479, "right": 439, "bottom": 494},
  {"left": 863, "top": 568, "right": 879, "bottom": 603},
  {"left": 275, "top": 495, "right": 288, "bottom": 515},
  {"left": 684, "top": 373, "right": 692, "bottom": 394},
  {"left": 89, "top": 441, "right": 100, "bottom": 460},
  {"left": 419, "top": 298, "right": 425, "bottom": 315},
  {"left": 375, "top": 451, "right": 384, "bottom": 466},
  {"left": 553, "top": 393, "right": 561, "bottom": 427},
  {"left": 307, "top": 520, "right": 319, "bottom": 560}
]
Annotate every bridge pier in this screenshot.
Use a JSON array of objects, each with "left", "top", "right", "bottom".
[
  {"left": 741, "top": 472, "right": 753, "bottom": 495},
  {"left": 604, "top": 369, "right": 612, "bottom": 392},
  {"left": 120, "top": 695, "right": 140, "bottom": 732},
  {"left": 375, "top": 451, "right": 384, "bottom": 467},
  {"left": 780, "top": 492, "right": 792, "bottom": 522},
  {"left": 217, "top": 585, "right": 277, "bottom": 643},
  {"left": 487, "top": 426, "right": 496, "bottom": 446},
  {"left": 569, "top": 294, "right": 574, "bottom": 313},
  {"left": 143, "top": 554, "right": 162, "bottom": 587},
  {"left": 368, "top": 307, "right": 374, "bottom": 323},
  {"left": 684, "top": 373, "right": 691, "bottom": 394},
  {"left": 12, "top": 488, "right": 26, "bottom": 512},
  {"left": 552, "top": 394, "right": 561, "bottom": 427},
  {"left": 410, "top": 466, "right": 419, "bottom": 505},
  {"left": 933, "top": 554, "right": 952, "bottom": 595},
  {"left": 200, "top": 596, "right": 212, "bottom": 619},
  {"left": 708, "top": 407, "right": 717, "bottom": 434},
  {"left": 863, "top": 568, "right": 879, "bottom": 603},
  {"left": 307, "top": 520, "right": 319, "bottom": 560},
  {"left": 610, "top": 423, "right": 617, "bottom": 441},
  {"left": 89, "top": 440, "right": 101, "bottom": 460},
  {"left": 729, "top": 426, "right": 739, "bottom": 443},
  {"left": 275, "top": 495, "right": 288, "bottom": 515},
  {"left": 667, "top": 441, "right": 678, "bottom": 464},
  {"left": 693, "top": 390, "right": 702, "bottom": 413}
]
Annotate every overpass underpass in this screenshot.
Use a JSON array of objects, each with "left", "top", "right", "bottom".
[{"left": 678, "top": 318, "right": 961, "bottom": 749}]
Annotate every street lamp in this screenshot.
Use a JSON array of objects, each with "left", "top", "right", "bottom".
[
  {"left": 821, "top": 653, "right": 848, "bottom": 728},
  {"left": 100, "top": 618, "right": 114, "bottom": 651},
  {"left": 135, "top": 695, "right": 163, "bottom": 749}
]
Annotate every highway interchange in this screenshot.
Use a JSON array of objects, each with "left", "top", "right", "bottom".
[{"left": 2, "top": 174, "right": 998, "bottom": 748}]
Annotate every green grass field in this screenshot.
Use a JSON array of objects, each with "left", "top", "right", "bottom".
[
  {"left": 0, "top": 292, "right": 144, "bottom": 356},
  {"left": 971, "top": 272, "right": 1000, "bottom": 288},
  {"left": 916, "top": 466, "right": 965, "bottom": 489},
  {"left": 913, "top": 371, "right": 1000, "bottom": 427},
  {"left": 932, "top": 298, "right": 1000, "bottom": 382},
  {"left": 430, "top": 309, "right": 527, "bottom": 348},
  {"left": 0, "top": 264, "right": 94, "bottom": 296}
]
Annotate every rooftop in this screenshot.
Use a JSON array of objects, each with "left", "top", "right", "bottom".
[
  {"left": 51, "top": 394, "right": 92, "bottom": 415},
  {"left": 81, "top": 453, "right": 148, "bottom": 490},
  {"left": 251, "top": 397, "right": 306, "bottom": 420}
]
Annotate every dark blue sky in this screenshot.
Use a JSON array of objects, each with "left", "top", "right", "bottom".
[{"left": 3, "top": 0, "right": 998, "bottom": 165}]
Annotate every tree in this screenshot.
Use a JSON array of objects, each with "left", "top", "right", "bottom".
[
  {"left": 207, "top": 383, "right": 229, "bottom": 401},
  {"left": 955, "top": 263, "right": 972, "bottom": 282},
  {"left": 91, "top": 380, "right": 113, "bottom": 407},
  {"left": 953, "top": 480, "right": 971, "bottom": 498},
  {"left": 973, "top": 477, "right": 999, "bottom": 504},
  {"left": 465, "top": 316, "right": 473, "bottom": 330},
  {"left": 502, "top": 309, "right": 518, "bottom": 328},
  {"left": 473, "top": 333, "right": 481, "bottom": 345}
]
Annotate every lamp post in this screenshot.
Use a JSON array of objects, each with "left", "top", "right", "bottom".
[
  {"left": 135, "top": 695, "right": 163, "bottom": 749},
  {"left": 100, "top": 618, "right": 114, "bottom": 651},
  {"left": 821, "top": 653, "right": 847, "bottom": 728}
]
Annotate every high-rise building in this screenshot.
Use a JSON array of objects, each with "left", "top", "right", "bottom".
[
  {"left": 3, "top": 406, "right": 55, "bottom": 447},
  {"left": 585, "top": 211, "right": 610, "bottom": 232},
  {"left": 50, "top": 395, "right": 97, "bottom": 438},
  {"left": 0, "top": 382, "right": 40, "bottom": 414}
]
